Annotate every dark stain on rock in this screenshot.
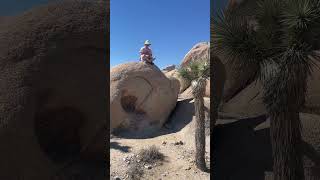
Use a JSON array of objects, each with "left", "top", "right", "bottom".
[{"left": 35, "top": 106, "right": 85, "bottom": 163}]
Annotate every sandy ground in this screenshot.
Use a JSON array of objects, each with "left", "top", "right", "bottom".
[
  {"left": 110, "top": 97, "right": 211, "bottom": 180},
  {"left": 110, "top": 132, "right": 210, "bottom": 180},
  {"left": 111, "top": 95, "right": 320, "bottom": 180}
]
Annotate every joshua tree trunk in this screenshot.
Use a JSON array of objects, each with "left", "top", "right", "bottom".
[
  {"left": 192, "top": 78, "right": 207, "bottom": 171},
  {"left": 211, "top": 54, "right": 226, "bottom": 133},
  {"left": 270, "top": 112, "right": 304, "bottom": 180}
]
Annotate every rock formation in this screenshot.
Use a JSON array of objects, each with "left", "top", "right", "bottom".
[
  {"left": 0, "top": 0, "right": 108, "bottom": 179},
  {"left": 110, "top": 62, "right": 180, "bottom": 133},
  {"left": 221, "top": 59, "right": 320, "bottom": 117},
  {"left": 181, "top": 42, "right": 210, "bottom": 68},
  {"left": 162, "top": 64, "right": 176, "bottom": 72}
]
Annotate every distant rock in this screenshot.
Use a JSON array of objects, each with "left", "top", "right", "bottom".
[
  {"left": 162, "top": 65, "right": 176, "bottom": 72},
  {"left": 144, "top": 165, "right": 152, "bottom": 169},
  {"left": 110, "top": 62, "right": 180, "bottom": 132},
  {"left": 174, "top": 141, "right": 184, "bottom": 146},
  {"left": 164, "top": 69, "right": 190, "bottom": 93}
]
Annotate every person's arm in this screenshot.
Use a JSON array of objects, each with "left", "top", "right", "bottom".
[{"left": 139, "top": 47, "right": 144, "bottom": 55}]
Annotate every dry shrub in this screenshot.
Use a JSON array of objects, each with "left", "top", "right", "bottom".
[{"left": 138, "top": 145, "right": 164, "bottom": 164}]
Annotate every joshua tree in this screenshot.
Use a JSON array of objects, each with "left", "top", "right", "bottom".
[
  {"left": 213, "top": 0, "right": 320, "bottom": 179},
  {"left": 179, "top": 60, "right": 210, "bottom": 171}
]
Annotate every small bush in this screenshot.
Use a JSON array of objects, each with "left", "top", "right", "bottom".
[
  {"left": 126, "top": 146, "right": 164, "bottom": 180},
  {"left": 178, "top": 60, "right": 210, "bottom": 82},
  {"left": 127, "top": 161, "right": 144, "bottom": 180},
  {"left": 138, "top": 145, "right": 164, "bottom": 164}
]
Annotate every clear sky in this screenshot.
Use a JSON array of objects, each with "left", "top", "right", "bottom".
[{"left": 110, "top": 0, "right": 210, "bottom": 69}]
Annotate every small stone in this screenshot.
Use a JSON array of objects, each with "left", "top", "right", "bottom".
[
  {"left": 161, "top": 172, "right": 168, "bottom": 176},
  {"left": 184, "top": 166, "right": 191, "bottom": 170},
  {"left": 174, "top": 140, "right": 184, "bottom": 145},
  {"left": 144, "top": 165, "right": 152, "bottom": 169},
  {"left": 162, "top": 141, "right": 167, "bottom": 145}
]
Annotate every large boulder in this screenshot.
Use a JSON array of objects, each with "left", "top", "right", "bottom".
[
  {"left": 110, "top": 62, "right": 180, "bottom": 132},
  {"left": 164, "top": 69, "right": 190, "bottom": 93},
  {"left": 182, "top": 42, "right": 253, "bottom": 103},
  {"left": 214, "top": 53, "right": 256, "bottom": 102},
  {"left": 0, "top": 0, "right": 107, "bottom": 179},
  {"left": 181, "top": 42, "right": 210, "bottom": 67},
  {"left": 304, "top": 60, "right": 320, "bottom": 114},
  {"left": 221, "top": 59, "right": 320, "bottom": 117},
  {"left": 221, "top": 81, "right": 266, "bottom": 117},
  {"left": 180, "top": 42, "right": 211, "bottom": 96},
  {"left": 179, "top": 79, "right": 211, "bottom": 98}
]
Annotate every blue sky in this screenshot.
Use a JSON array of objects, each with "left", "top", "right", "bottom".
[{"left": 111, "top": 0, "right": 210, "bottom": 69}]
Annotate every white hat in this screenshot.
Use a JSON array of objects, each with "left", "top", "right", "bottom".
[{"left": 144, "top": 40, "right": 151, "bottom": 45}]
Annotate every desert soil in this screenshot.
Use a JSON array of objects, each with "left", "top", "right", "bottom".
[{"left": 110, "top": 97, "right": 211, "bottom": 180}]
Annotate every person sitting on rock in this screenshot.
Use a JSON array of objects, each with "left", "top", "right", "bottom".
[{"left": 140, "top": 40, "right": 155, "bottom": 65}]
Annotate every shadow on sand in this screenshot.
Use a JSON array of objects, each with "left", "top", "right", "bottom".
[
  {"left": 110, "top": 142, "right": 132, "bottom": 153},
  {"left": 212, "top": 115, "right": 320, "bottom": 180},
  {"left": 212, "top": 115, "right": 272, "bottom": 180}
]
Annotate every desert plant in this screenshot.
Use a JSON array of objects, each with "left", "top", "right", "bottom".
[
  {"left": 137, "top": 145, "right": 164, "bottom": 164},
  {"left": 126, "top": 161, "right": 144, "bottom": 180},
  {"left": 213, "top": 0, "right": 320, "bottom": 179},
  {"left": 178, "top": 60, "right": 210, "bottom": 171},
  {"left": 126, "top": 146, "right": 164, "bottom": 180}
]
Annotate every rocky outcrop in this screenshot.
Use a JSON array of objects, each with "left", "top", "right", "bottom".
[
  {"left": 179, "top": 42, "right": 211, "bottom": 97},
  {"left": 162, "top": 65, "right": 176, "bottom": 72},
  {"left": 181, "top": 42, "right": 210, "bottom": 68},
  {"left": 181, "top": 42, "right": 255, "bottom": 102},
  {"left": 110, "top": 62, "right": 180, "bottom": 132},
  {"left": 0, "top": 0, "right": 108, "bottom": 179}
]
